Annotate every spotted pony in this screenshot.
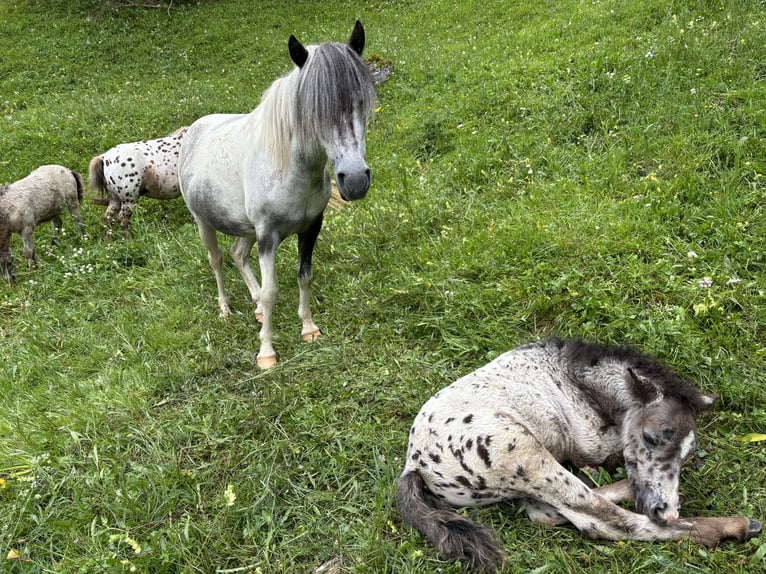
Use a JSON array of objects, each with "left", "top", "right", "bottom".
[
  {"left": 89, "top": 127, "right": 188, "bottom": 240},
  {"left": 396, "top": 339, "right": 761, "bottom": 572}
]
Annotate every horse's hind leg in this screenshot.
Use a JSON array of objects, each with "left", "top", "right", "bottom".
[
  {"left": 118, "top": 201, "right": 134, "bottom": 240},
  {"left": 66, "top": 197, "right": 85, "bottom": 235},
  {"left": 296, "top": 214, "right": 323, "bottom": 342},
  {"left": 230, "top": 236, "right": 263, "bottom": 319},
  {"left": 197, "top": 223, "right": 231, "bottom": 318},
  {"left": 20, "top": 226, "right": 38, "bottom": 268},
  {"left": 50, "top": 215, "right": 62, "bottom": 245},
  {"left": 103, "top": 198, "right": 120, "bottom": 241}
]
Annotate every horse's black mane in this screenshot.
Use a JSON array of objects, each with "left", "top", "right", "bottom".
[{"left": 544, "top": 338, "right": 710, "bottom": 409}]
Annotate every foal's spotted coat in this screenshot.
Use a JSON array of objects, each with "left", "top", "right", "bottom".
[
  {"left": 396, "top": 339, "right": 761, "bottom": 572},
  {"left": 89, "top": 127, "right": 187, "bottom": 239}
]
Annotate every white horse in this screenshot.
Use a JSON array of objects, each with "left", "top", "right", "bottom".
[
  {"left": 89, "top": 127, "right": 188, "bottom": 240},
  {"left": 396, "top": 339, "right": 761, "bottom": 572},
  {"left": 0, "top": 165, "right": 84, "bottom": 282},
  {"left": 179, "top": 21, "right": 376, "bottom": 369}
]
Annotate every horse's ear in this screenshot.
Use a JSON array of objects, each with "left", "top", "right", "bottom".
[
  {"left": 289, "top": 35, "right": 309, "bottom": 68},
  {"left": 348, "top": 20, "right": 365, "bottom": 56},
  {"left": 626, "top": 368, "right": 660, "bottom": 403},
  {"left": 694, "top": 392, "right": 719, "bottom": 413}
]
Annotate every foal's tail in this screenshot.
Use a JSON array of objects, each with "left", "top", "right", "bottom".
[
  {"left": 395, "top": 470, "right": 505, "bottom": 573},
  {"left": 70, "top": 170, "right": 84, "bottom": 202},
  {"left": 88, "top": 155, "right": 109, "bottom": 204}
]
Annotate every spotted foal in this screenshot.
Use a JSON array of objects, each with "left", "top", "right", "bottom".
[{"left": 396, "top": 339, "right": 761, "bottom": 572}]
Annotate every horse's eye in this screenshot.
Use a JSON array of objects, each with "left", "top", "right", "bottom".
[{"left": 643, "top": 429, "right": 659, "bottom": 447}]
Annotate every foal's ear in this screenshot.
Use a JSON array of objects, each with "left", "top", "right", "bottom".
[
  {"left": 289, "top": 35, "right": 309, "bottom": 68},
  {"left": 693, "top": 392, "right": 719, "bottom": 413},
  {"left": 348, "top": 20, "right": 365, "bottom": 56},
  {"left": 626, "top": 368, "right": 660, "bottom": 403}
]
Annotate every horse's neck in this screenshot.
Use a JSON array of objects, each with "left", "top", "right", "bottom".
[
  {"left": 251, "top": 83, "right": 325, "bottom": 173},
  {"left": 567, "top": 360, "right": 637, "bottom": 424}
]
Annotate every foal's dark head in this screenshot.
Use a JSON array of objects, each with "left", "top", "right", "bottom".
[{"left": 621, "top": 366, "right": 717, "bottom": 525}]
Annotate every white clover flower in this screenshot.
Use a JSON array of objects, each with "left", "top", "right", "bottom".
[
  {"left": 687, "top": 251, "right": 698, "bottom": 259},
  {"left": 698, "top": 277, "right": 713, "bottom": 288}
]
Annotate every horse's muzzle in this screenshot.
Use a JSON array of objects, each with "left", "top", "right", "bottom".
[
  {"left": 636, "top": 493, "right": 680, "bottom": 525},
  {"left": 336, "top": 167, "right": 371, "bottom": 201}
]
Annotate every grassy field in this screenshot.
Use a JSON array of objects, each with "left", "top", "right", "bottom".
[{"left": 1, "top": 0, "right": 765, "bottom": 572}]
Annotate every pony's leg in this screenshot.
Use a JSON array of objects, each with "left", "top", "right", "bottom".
[
  {"left": 20, "top": 226, "right": 38, "bottom": 268},
  {"left": 296, "top": 214, "right": 323, "bottom": 342},
  {"left": 118, "top": 201, "right": 134, "bottom": 241},
  {"left": 66, "top": 198, "right": 85, "bottom": 235},
  {"left": 522, "top": 479, "right": 633, "bottom": 526},
  {"left": 103, "top": 199, "right": 120, "bottom": 242},
  {"left": 50, "top": 215, "right": 62, "bottom": 245},
  {"left": 255, "top": 236, "right": 279, "bottom": 369},
  {"left": 229, "top": 236, "right": 263, "bottom": 319},
  {"left": 497, "top": 429, "right": 757, "bottom": 545},
  {"left": 197, "top": 223, "right": 231, "bottom": 318}
]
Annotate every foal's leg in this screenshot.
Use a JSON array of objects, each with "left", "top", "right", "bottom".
[
  {"left": 255, "top": 234, "right": 279, "bottom": 369},
  {"left": 20, "top": 225, "right": 38, "bottom": 268},
  {"left": 196, "top": 222, "right": 231, "bottom": 318},
  {"left": 66, "top": 196, "right": 85, "bottom": 235},
  {"left": 50, "top": 215, "right": 62, "bottom": 245},
  {"left": 509, "top": 442, "right": 757, "bottom": 545},
  {"left": 522, "top": 479, "right": 633, "bottom": 526},
  {"left": 229, "top": 236, "right": 263, "bottom": 319},
  {"left": 296, "top": 214, "right": 323, "bottom": 342}
]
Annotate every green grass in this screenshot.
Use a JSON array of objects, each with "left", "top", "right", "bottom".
[{"left": 1, "top": 0, "right": 765, "bottom": 572}]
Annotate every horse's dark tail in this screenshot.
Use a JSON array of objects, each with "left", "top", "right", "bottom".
[
  {"left": 395, "top": 470, "right": 505, "bottom": 573},
  {"left": 88, "top": 155, "right": 109, "bottom": 205},
  {"left": 70, "top": 170, "right": 84, "bottom": 202}
]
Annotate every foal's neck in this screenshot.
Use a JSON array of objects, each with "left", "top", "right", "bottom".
[{"left": 568, "top": 359, "right": 639, "bottom": 423}]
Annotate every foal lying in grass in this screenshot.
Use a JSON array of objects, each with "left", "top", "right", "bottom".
[{"left": 396, "top": 339, "right": 761, "bottom": 572}]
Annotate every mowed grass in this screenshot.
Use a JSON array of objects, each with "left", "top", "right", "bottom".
[{"left": 1, "top": 0, "right": 765, "bottom": 572}]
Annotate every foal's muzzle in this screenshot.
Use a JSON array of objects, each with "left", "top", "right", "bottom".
[
  {"left": 336, "top": 167, "right": 371, "bottom": 201},
  {"left": 636, "top": 493, "right": 680, "bottom": 525}
]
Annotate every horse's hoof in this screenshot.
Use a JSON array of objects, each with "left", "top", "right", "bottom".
[
  {"left": 302, "top": 329, "right": 321, "bottom": 342},
  {"left": 257, "top": 355, "right": 278, "bottom": 369},
  {"left": 746, "top": 519, "right": 762, "bottom": 540}
]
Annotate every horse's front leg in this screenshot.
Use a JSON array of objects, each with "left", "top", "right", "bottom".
[
  {"left": 256, "top": 236, "right": 279, "bottom": 369},
  {"left": 297, "top": 214, "right": 323, "bottom": 342},
  {"left": 0, "top": 229, "right": 15, "bottom": 282}
]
